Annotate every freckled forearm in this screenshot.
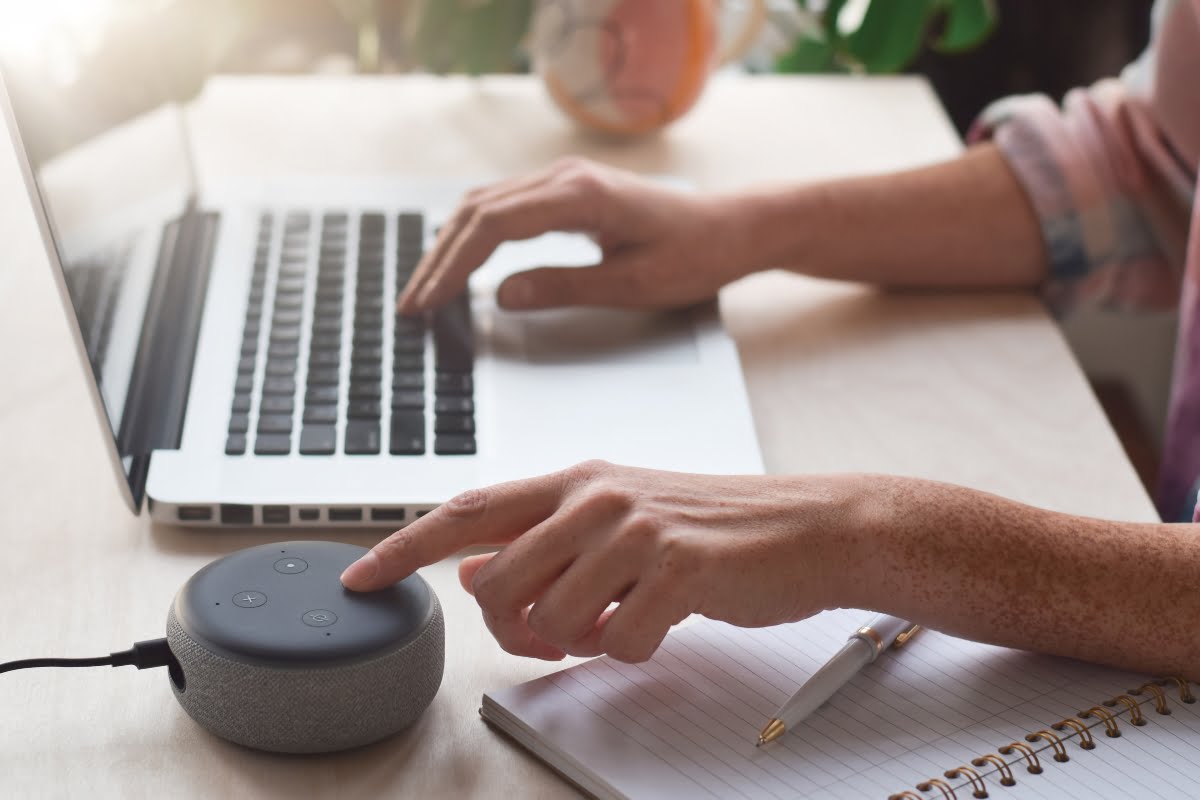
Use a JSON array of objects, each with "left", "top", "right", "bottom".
[{"left": 835, "top": 475, "right": 1200, "bottom": 679}]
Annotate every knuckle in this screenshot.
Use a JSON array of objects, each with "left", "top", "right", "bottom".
[
  {"left": 576, "top": 480, "right": 633, "bottom": 518},
  {"left": 653, "top": 531, "right": 702, "bottom": 579},
  {"left": 566, "top": 167, "right": 608, "bottom": 198},
  {"left": 443, "top": 487, "right": 489, "bottom": 520},
  {"left": 569, "top": 458, "right": 614, "bottom": 482},
  {"left": 525, "top": 605, "right": 566, "bottom": 644},
  {"left": 470, "top": 567, "right": 502, "bottom": 608},
  {"left": 372, "top": 532, "right": 412, "bottom": 565}
]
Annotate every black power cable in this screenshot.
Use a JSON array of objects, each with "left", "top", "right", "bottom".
[{"left": 1, "top": 638, "right": 176, "bottom": 675}]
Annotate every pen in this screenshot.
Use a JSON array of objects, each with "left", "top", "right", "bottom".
[{"left": 755, "top": 614, "right": 921, "bottom": 746}]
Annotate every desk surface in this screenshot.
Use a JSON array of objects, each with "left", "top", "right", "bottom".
[{"left": 0, "top": 74, "right": 1156, "bottom": 799}]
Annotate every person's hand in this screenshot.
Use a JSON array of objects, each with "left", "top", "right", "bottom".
[
  {"left": 397, "top": 158, "right": 760, "bottom": 314},
  {"left": 340, "top": 461, "right": 862, "bottom": 663}
]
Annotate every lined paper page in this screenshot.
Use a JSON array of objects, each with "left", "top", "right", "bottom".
[{"left": 483, "top": 608, "right": 1200, "bottom": 799}]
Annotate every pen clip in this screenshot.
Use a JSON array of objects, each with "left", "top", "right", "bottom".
[{"left": 892, "top": 624, "right": 921, "bottom": 649}]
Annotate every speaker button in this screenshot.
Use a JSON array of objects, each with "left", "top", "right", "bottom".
[
  {"left": 302, "top": 609, "right": 338, "bottom": 627},
  {"left": 232, "top": 591, "right": 267, "bottom": 608},
  {"left": 273, "top": 557, "right": 309, "bottom": 574}
]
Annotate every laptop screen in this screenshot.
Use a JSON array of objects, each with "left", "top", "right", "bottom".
[{"left": 1, "top": 6, "right": 202, "bottom": 506}]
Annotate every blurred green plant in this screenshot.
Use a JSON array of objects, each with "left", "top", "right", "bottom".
[
  {"left": 778, "top": 0, "right": 997, "bottom": 74},
  {"left": 398, "top": 0, "right": 533, "bottom": 74}
]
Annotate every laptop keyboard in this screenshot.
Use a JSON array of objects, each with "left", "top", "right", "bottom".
[{"left": 226, "top": 210, "right": 476, "bottom": 458}]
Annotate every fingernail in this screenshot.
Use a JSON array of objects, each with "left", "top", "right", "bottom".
[{"left": 341, "top": 551, "right": 379, "bottom": 588}]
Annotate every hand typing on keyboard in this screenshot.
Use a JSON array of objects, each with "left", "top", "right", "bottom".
[{"left": 396, "top": 157, "right": 763, "bottom": 314}]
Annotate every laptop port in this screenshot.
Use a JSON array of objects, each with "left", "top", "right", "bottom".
[
  {"left": 177, "top": 506, "right": 213, "bottom": 522},
  {"left": 262, "top": 506, "right": 290, "bottom": 524},
  {"left": 370, "top": 508, "right": 406, "bottom": 522},
  {"left": 329, "top": 508, "right": 363, "bottom": 522},
  {"left": 220, "top": 504, "right": 254, "bottom": 525},
  {"left": 297, "top": 508, "right": 320, "bottom": 521}
]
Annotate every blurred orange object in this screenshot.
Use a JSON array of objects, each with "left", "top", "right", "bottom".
[{"left": 529, "top": 0, "right": 765, "bottom": 136}]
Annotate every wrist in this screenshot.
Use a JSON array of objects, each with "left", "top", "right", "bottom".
[{"left": 703, "top": 184, "right": 825, "bottom": 280}]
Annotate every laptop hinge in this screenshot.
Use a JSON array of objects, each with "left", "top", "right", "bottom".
[{"left": 117, "top": 204, "right": 220, "bottom": 509}]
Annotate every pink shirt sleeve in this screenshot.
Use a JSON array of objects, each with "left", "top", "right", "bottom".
[{"left": 967, "top": 0, "right": 1197, "bottom": 316}]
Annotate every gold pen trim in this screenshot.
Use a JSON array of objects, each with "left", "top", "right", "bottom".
[
  {"left": 893, "top": 624, "right": 922, "bottom": 649},
  {"left": 756, "top": 718, "right": 785, "bottom": 747}
]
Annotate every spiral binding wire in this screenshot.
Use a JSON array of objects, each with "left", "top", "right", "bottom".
[{"left": 886, "top": 677, "right": 1194, "bottom": 799}]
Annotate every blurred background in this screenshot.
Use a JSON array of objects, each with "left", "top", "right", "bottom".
[{"left": 0, "top": 0, "right": 1165, "bottom": 487}]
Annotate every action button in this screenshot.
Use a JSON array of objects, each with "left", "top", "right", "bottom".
[
  {"left": 302, "top": 609, "right": 338, "bottom": 627},
  {"left": 232, "top": 591, "right": 267, "bottom": 608},
  {"left": 273, "top": 557, "right": 309, "bottom": 574}
]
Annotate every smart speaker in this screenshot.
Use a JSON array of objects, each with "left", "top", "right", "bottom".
[{"left": 166, "top": 540, "right": 444, "bottom": 753}]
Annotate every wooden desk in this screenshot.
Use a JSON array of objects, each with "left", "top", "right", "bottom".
[{"left": 0, "top": 75, "right": 1156, "bottom": 798}]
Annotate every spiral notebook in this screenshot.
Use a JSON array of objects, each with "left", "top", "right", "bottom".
[{"left": 481, "top": 608, "right": 1200, "bottom": 799}]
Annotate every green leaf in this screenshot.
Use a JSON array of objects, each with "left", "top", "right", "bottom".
[
  {"left": 845, "top": 0, "right": 941, "bottom": 74},
  {"left": 935, "top": 0, "right": 997, "bottom": 52},
  {"left": 776, "top": 34, "right": 839, "bottom": 73}
]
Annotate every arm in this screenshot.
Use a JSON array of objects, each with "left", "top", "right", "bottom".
[
  {"left": 397, "top": 143, "right": 1046, "bottom": 313},
  {"left": 341, "top": 465, "right": 1200, "bottom": 679},
  {"left": 732, "top": 142, "right": 1047, "bottom": 290},
  {"left": 851, "top": 474, "right": 1200, "bottom": 679}
]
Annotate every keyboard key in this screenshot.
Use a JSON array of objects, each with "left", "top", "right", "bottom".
[
  {"left": 435, "top": 372, "right": 473, "bottom": 395},
  {"left": 392, "top": 391, "right": 425, "bottom": 410},
  {"left": 392, "top": 372, "right": 424, "bottom": 391},
  {"left": 309, "top": 350, "right": 341, "bottom": 367},
  {"left": 273, "top": 309, "right": 302, "bottom": 326},
  {"left": 299, "top": 425, "right": 337, "bottom": 455},
  {"left": 393, "top": 335, "right": 424, "bottom": 354},
  {"left": 351, "top": 363, "right": 383, "bottom": 381},
  {"left": 434, "top": 414, "right": 474, "bottom": 434},
  {"left": 306, "top": 386, "right": 339, "bottom": 404},
  {"left": 265, "top": 360, "right": 296, "bottom": 376},
  {"left": 433, "top": 293, "right": 474, "bottom": 371},
  {"left": 435, "top": 396, "right": 474, "bottom": 415},
  {"left": 345, "top": 420, "right": 381, "bottom": 455},
  {"left": 352, "top": 329, "right": 383, "bottom": 346},
  {"left": 310, "top": 332, "right": 341, "bottom": 350},
  {"left": 225, "top": 433, "right": 246, "bottom": 455},
  {"left": 349, "top": 383, "right": 381, "bottom": 400},
  {"left": 235, "top": 374, "right": 253, "bottom": 393},
  {"left": 228, "top": 414, "right": 249, "bottom": 434},
  {"left": 273, "top": 292, "right": 303, "bottom": 310},
  {"left": 394, "top": 316, "right": 424, "bottom": 335},
  {"left": 232, "top": 393, "right": 251, "bottom": 413},
  {"left": 263, "top": 377, "right": 296, "bottom": 395},
  {"left": 348, "top": 399, "right": 381, "bottom": 419},
  {"left": 393, "top": 354, "right": 424, "bottom": 371},
  {"left": 260, "top": 396, "right": 294, "bottom": 414},
  {"left": 434, "top": 434, "right": 476, "bottom": 455},
  {"left": 314, "top": 318, "right": 342, "bottom": 333},
  {"left": 268, "top": 342, "right": 299, "bottom": 359},
  {"left": 241, "top": 339, "right": 259, "bottom": 357},
  {"left": 389, "top": 412, "right": 425, "bottom": 455},
  {"left": 270, "top": 325, "right": 302, "bottom": 342},
  {"left": 306, "top": 368, "right": 340, "bottom": 386},
  {"left": 303, "top": 405, "right": 338, "bottom": 424},
  {"left": 351, "top": 346, "right": 383, "bottom": 363},
  {"left": 238, "top": 356, "right": 255, "bottom": 373},
  {"left": 254, "top": 433, "right": 291, "bottom": 455},
  {"left": 257, "top": 414, "right": 293, "bottom": 434}
]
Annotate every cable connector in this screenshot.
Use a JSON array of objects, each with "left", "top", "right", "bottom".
[
  {"left": 108, "top": 638, "right": 176, "bottom": 671},
  {"left": 1, "top": 638, "right": 177, "bottom": 675}
]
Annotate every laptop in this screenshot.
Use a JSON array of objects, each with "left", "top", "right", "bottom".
[{"left": 0, "top": 52, "right": 761, "bottom": 529}]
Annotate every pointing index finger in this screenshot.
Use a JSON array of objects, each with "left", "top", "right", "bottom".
[{"left": 340, "top": 472, "right": 568, "bottom": 591}]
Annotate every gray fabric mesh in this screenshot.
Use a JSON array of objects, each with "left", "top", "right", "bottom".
[{"left": 165, "top": 593, "right": 444, "bottom": 754}]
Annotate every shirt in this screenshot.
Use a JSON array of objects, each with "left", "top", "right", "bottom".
[{"left": 969, "top": 0, "right": 1200, "bottom": 521}]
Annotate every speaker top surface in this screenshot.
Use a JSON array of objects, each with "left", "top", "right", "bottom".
[{"left": 174, "top": 540, "right": 432, "bottom": 666}]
